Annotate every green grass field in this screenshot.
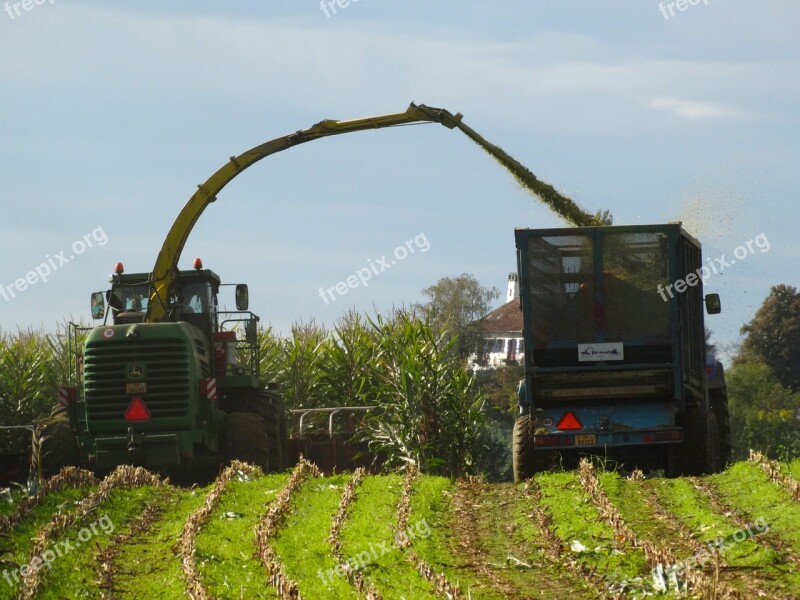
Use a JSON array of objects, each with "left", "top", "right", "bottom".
[{"left": 2, "top": 455, "right": 800, "bottom": 599}]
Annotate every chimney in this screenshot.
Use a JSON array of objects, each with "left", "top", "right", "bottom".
[{"left": 507, "top": 273, "right": 519, "bottom": 302}]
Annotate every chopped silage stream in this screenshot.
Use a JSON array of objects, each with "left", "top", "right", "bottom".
[{"left": 455, "top": 120, "right": 602, "bottom": 227}]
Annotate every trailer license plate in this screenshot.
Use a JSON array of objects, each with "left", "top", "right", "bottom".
[
  {"left": 126, "top": 383, "right": 147, "bottom": 394},
  {"left": 575, "top": 434, "right": 596, "bottom": 446}
]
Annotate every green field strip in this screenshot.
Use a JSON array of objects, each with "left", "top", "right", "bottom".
[
  {"left": 788, "top": 459, "right": 800, "bottom": 483},
  {"left": 0, "top": 486, "right": 91, "bottom": 600},
  {"left": 465, "top": 481, "right": 598, "bottom": 599},
  {"left": 271, "top": 474, "right": 359, "bottom": 599},
  {"left": 33, "top": 486, "right": 154, "bottom": 599},
  {"left": 114, "top": 486, "right": 208, "bottom": 600},
  {"left": 406, "top": 474, "right": 485, "bottom": 597},
  {"left": 0, "top": 490, "right": 26, "bottom": 518},
  {"left": 710, "top": 462, "right": 800, "bottom": 559},
  {"left": 649, "top": 476, "right": 800, "bottom": 598},
  {"left": 339, "top": 474, "right": 437, "bottom": 600},
  {"left": 598, "top": 473, "right": 700, "bottom": 560},
  {"left": 536, "top": 472, "right": 649, "bottom": 592},
  {"left": 196, "top": 473, "right": 288, "bottom": 599}
]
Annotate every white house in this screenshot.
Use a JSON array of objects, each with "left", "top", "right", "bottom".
[{"left": 469, "top": 273, "right": 525, "bottom": 370}]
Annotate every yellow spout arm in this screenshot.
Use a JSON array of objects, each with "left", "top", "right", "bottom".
[{"left": 145, "top": 102, "right": 463, "bottom": 323}]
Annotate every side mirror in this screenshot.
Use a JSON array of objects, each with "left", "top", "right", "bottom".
[
  {"left": 235, "top": 284, "right": 249, "bottom": 311},
  {"left": 90, "top": 292, "right": 106, "bottom": 320},
  {"left": 705, "top": 293, "right": 721, "bottom": 315}
]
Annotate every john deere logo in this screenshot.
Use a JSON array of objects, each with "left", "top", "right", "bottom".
[{"left": 128, "top": 365, "right": 144, "bottom": 379}]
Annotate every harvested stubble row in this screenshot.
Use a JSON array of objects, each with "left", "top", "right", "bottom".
[
  {"left": 578, "top": 459, "right": 742, "bottom": 600},
  {"left": 19, "top": 465, "right": 165, "bottom": 600},
  {"left": 176, "top": 460, "right": 262, "bottom": 600},
  {"left": 749, "top": 449, "right": 800, "bottom": 502},
  {"left": 96, "top": 486, "right": 172, "bottom": 599},
  {"left": 521, "top": 479, "right": 608, "bottom": 598},
  {"left": 397, "top": 464, "right": 462, "bottom": 600},
  {"left": 254, "top": 458, "right": 321, "bottom": 600},
  {"left": 0, "top": 467, "right": 96, "bottom": 535},
  {"left": 327, "top": 468, "right": 380, "bottom": 599}
]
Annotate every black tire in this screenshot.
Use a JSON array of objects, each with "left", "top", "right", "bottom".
[
  {"left": 513, "top": 414, "right": 536, "bottom": 483},
  {"left": 226, "top": 390, "right": 285, "bottom": 472},
  {"left": 224, "top": 412, "right": 269, "bottom": 470},
  {"left": 38, "top": 409, "right": 81, "bottom": 477},
  {"left": 710, "top": 387, "right": 732, "bottom": 468},
  {"left": 677, "top": 404, "right": 721, "bottom": 476}
]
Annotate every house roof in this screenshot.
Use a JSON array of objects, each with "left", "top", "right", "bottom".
[{"left": 482, "top": 299, "right": 523, "bottom": 333}]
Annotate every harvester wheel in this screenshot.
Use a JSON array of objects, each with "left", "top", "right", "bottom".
[
  {"left": 224, "top": 411, "right": 269, "bottom": 471},
  {"left": 237, "top": 392, "right": 284, "bottom": 472},
  {"left": 512, "top": 414, "right": 536, "bottom": 483},
  {"left": 263, "top": 403, "right": 283, "bottom": 473},
  {"left": 39, "top": 409, "right": 81, "bottom": 477}
]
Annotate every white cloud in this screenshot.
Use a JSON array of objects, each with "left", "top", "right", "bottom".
[{"left": 647, "top": 97, "right": 747, "bottom": 119}]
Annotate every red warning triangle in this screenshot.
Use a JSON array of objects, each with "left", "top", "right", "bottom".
[
  {"left": 125, "top": 397, "right": 151, "bottom": 422},
  {"left": 556, "top": 412, "right": 582, "bottom": 431}
]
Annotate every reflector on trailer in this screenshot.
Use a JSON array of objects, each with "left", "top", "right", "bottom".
[
  {"left": 125, "top": 396, "right": 150, "bottom": 421},
  {"left": 556, "top": 412, "right": 582, "bottom": 431}
]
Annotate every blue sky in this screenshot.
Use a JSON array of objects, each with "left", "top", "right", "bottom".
[{"left": 1, "top": 1, "right": 797, "bottom": 360}]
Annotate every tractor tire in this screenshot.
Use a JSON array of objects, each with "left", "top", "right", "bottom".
[
  {"left": 224, "top": 411, "right": 269, "bottom": 471},
  {"left": 227, "top": 390, "right": 286, "bottom": 472},
  {"left": 513, "top": 414, "right": 536, "bottom": 483},
  {"left": 38, "top": 409, "right": 81, "bottom": 477}
]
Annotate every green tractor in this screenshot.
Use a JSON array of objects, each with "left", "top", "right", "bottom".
[
  {"left": 40, "top": 103, "right": 467, "bottom": 476},
  {"left": 44, "top": 260, "right": 286, "bottom": 475}
]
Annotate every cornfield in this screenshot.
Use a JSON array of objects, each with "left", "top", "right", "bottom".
[{"left": 0, "top": 310, "right": 485, "bottom": 477}]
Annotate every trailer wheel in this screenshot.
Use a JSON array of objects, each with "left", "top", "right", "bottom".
[
  {"left": 677, "top": 404, "right": 723, "bottom": 476},
  {"left": 513, "top": 414, "right": 536, "bottom": 483},
  {"left": 224, "top": 411, "right": 269, "bottom": 471},
  {"left": 710, "top": 387, "right": 732, "bottom": 468},
  {"left": 39, "top": 409, "right": 81, "bottom": 477}
]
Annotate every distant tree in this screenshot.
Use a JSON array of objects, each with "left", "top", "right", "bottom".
[
  {"left": 417, "top": 274, "right": 500, "bottom": 360},
  {"left": 739, "top": 284, "right": 800, "bottom": 392},
  {"left": 726, "top": 362, "right": 800, "bottom": 460}
]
